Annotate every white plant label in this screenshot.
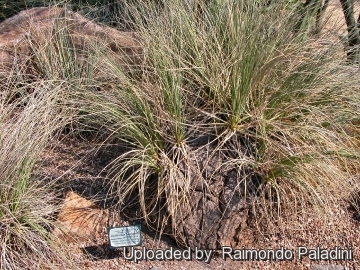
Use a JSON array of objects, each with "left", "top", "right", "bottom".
[{"left": 108, "top": 224, "right": 142, "bottom": 248}]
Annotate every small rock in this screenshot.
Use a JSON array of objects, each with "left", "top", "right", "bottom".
[
  {"left": 311, "top": 264, "right": 345, "bottom": 270},
  {"left": 54, "top": 191, "right": 109, "bottom": 242}
]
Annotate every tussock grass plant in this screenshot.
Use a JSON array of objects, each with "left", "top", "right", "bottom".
[
  {"left": 76, "top": 0, "right": 360, "bottom": 247},
  {"left": 0, "top": 80, "right": 73, "bottom": 269},
  {"left": 23, "top": 8, "right": 110, "bottom": 137},
  {"left": 26, "top": 11, "right": 95, "bottom": 84}
]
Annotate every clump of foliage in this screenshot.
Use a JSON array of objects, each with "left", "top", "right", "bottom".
[
  {"left": 0, "top": 79, "right": 73, "bottom": 269},
  {"left": 72, "top": 0, "right": 360, "bottom": 248},
  {"left": 0, "top": 10, "right": 89, "bottom": 266}
]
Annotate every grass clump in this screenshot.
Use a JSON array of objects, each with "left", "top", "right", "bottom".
[
  {"left": 74, "top": 0, "right": 360, "bottom": 248},
  {"left": 0, "top": 4, "right": 93, "bottom": 267},
  {"left": 0, "top": 75, "right": 73, "bottom": 268}
]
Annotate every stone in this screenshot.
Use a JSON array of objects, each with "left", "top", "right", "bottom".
[{"left": 54, "top": 191, "right": 109, "bottom": 242}]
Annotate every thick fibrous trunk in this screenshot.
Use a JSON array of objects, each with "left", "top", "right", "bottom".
[{"left": 339, "top": 0, "right": 360, "bottom": 61}]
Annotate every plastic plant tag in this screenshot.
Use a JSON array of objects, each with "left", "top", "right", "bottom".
[{"left": 108, "top": 224, "right": 142, "bottom": 249}]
